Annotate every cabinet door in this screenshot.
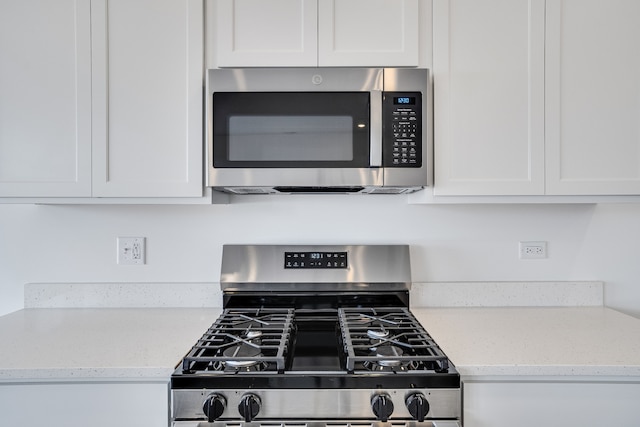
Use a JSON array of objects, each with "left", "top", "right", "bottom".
[
  {"left": 0, "top": 0, "right": 91, "bottom": 197},
  {"left": 318, "top": 0, "right": 419, "bottom": 67},
  {"left": 464, "top": 381, "right": 640, "bottom": 427},
  {"left": 545, "top": 0, "right": 640, "bottom": 195},
  {"left": 432, "top": 0, "right": 545, "bottom": 195},
  {"left": 91, "top": 0, "right": 203, "bottom": 197},
  {"left": 213, "top": 0, "right": 318, "bottom": 67},
  {"left": 0, "top": 382, "right": 168, "bottom": 427}
]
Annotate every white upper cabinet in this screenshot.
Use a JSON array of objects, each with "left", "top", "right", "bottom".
[
  {"left": 91, "top": 0, "right": 204, "bottom": 197},
  {"left": 545, "top": 0, "right": 640, "bottom": 195},
  {"left": 433, "top": 0, "right": 640, "bottom": 197},
  {"left": 432, "top": 0, "right": 545, "bottom": 196},
  {"left": 213, "top": 0, "right": 318, "bottom": 66},
  {"left": 1, "top": 0, "right": 203, "bottom": 200},
  {"left": 211, "top": 0, "right": 420, "bottom": 67},
  {"left": 317, "top": 0, "right": 419, "bottom": 67},
  {"left": 0, "top": 0, "right": 92, "bottom": 197}
]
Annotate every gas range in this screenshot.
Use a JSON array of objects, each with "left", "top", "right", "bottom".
[{"left": 171, "top": 245, "right": 460, "bottom": 427}]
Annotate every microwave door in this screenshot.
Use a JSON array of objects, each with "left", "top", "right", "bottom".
[{"left": 369, "top": 90, "right": 383, "bottom": 167}]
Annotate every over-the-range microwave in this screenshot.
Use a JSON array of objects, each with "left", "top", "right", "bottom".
[{"left": 205, "top": 67, "right": 431, "bottom": 195}]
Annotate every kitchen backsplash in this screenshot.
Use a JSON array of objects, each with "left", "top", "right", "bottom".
[
  {"left": 410, "top": 281, "right": 602, "bottom": 308},
  {"left": 25, "top": 283, "right": 222, "bottom": 308},
  {"left": 3, "top": 201, "right": 640, "bottom": 319},
  {"left": 25, "top": 281, "right": 602, "bottom": 309}
]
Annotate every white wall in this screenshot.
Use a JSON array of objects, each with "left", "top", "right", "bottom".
[{"left": 1, "top": 197, "right": 639, "bottom": 318}]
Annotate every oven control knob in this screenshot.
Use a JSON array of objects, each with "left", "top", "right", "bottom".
[
  {"left": 202, "top": 393, "right": 226, "bottom": 422},
  {"left": 238, "top": 393, "right": 261, "bottom": 422},
  {"left": 371, "top": 393, "right": 394, "bottom": 422},
  {"left": 406, "top": 392, "right": 430, "bottom": 422}
]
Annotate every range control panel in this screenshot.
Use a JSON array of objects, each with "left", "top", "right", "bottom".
[
  {"left": 383, "top": 92, "right": 422, "bottom": 167},
  {"left": 284, "top": 251, "right": 348, "bottom": 269}
]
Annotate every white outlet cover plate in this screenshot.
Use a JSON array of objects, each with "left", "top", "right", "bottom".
[
  {"left": 117, "top": 237, "right": 146, "bottom": 265},
  {"left": 519, "top": 241, "right": 547, "bottom": 259}
]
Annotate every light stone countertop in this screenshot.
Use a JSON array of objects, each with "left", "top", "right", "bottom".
[
  {"left": 412, "top": 306, "right": 640, "bottom": 378},
  {"left": 1, "top": 305, "right": 640, "bottom": 382},
  {"left": 0, "top": 307, "right": 221, "bottom": 381}
]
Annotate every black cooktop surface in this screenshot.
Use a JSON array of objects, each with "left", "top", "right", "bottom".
[{"left": 172, "top": 303, "right": 460, "bottom": 390}]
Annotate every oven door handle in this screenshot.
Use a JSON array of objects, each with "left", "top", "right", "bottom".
[{"left": 369, "top": 89, "right": 383, "bottom": 167}]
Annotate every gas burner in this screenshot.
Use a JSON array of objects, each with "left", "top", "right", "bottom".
[
  {"left": 338, "top": 307, "right": 452, "bottom": 373},
  {"left": 362, "top": 344, "right": 411, "bottom": 371},
  {"left": 361, "top": 344, "right": 424, "bottom": 372},
  {"left": 180, "top": 308, "right": 294, "bottom": 373},
  {"left": 222, "top": 343, "right": 264, "bottom": 369},
  {"left": 364, "top": 360, "right": 421, "bottom": 372},
  {"left": 367, "top": 329, "right": 390, "bottom": 339},
  {"left": 373, "top": 344, "right": 404, "bottom": 364},
  {"left": 245, "top": 330, "right": 263, "bottom": 340}
]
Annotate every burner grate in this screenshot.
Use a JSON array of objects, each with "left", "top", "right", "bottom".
[
  {"left": 181, "top": 308, "right": 294, "bottom": 373},
  {"left": 338, "top": 307, "right": 450, "bottom": 373}
]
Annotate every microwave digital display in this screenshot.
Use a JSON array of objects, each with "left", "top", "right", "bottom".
[{"left": 394, "top": 96, "right": 416, "bottom": 105}]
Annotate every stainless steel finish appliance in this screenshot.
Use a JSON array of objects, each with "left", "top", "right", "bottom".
[
  {"left": 171, "top": 245, "right": 460, "bottom": 427},
  {"left": 206, "top": 68, "right": 431, "bottom": 195}
]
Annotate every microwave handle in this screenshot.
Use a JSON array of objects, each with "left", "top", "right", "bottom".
[{"left": 369, "top": 90, "right": 383, "bottom": 167}]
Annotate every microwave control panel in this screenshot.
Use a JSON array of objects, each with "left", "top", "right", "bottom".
[{"left": 382, "top": 92, "right": 422, "bottom": 167}]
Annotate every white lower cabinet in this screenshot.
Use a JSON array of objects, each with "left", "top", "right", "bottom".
[
  {"left": 0, "top": 382, "right": 169, "bottom": 427},
  {"left": 463, "top": 380, "right": 640, "bottom": 426}
]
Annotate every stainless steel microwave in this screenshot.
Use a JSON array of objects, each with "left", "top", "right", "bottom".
[{"left": 205, "top": 67, "right": 431, "bottom": 194}]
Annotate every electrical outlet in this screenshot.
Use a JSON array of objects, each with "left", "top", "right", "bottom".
[
  {"left": 117, "top": 237, "right": 146, "bottom": 265},
  {"left": 519, "top": 241, "right": 547, "bottom": 259}
]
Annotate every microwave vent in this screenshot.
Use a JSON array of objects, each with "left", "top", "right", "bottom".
[
  {"left": 368, "top": 187, "right": 414, "bottom": 195},
  {"left": 222, "top": 187, "right": 278, "bottom": 195}
]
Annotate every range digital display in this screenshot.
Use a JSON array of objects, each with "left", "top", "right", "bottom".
[{"left": 284, "top": 251, "right": 348, "bottom": 269}]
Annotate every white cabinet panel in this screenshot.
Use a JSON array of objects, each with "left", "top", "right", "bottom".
[
  {"left": 545, "top": 0, "right": 640, "bottom": 195},
  {"left": 433, "top": 0, "right": 545, "bottom": 195},
  {"left": 464, "top": 381, "right": 640, "bottom": 427},
  {"left": 91, "top": 0, "right": 203, "bottom": 197},
  {"left": 318, "top": 0, "right": 419, "bottom": 67},
  {"left": 0, "top": 0, "right": 91, "bottom": 197},
  {"left": 211, "top": 0, "right": 420, "bottom": 67},
  {"left": 0, "top": 382, "right": 168, "bottom": 427},
  {"left": 213, "top": 0, "right": 318, "bottom": 67}
]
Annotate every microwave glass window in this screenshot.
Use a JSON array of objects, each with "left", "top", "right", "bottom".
[
  {"left": 213, "top": 92, "right": 370, "bottom": 168},
  {"left": 228, "top": 116, "right": 353, "bottom": 161}
]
